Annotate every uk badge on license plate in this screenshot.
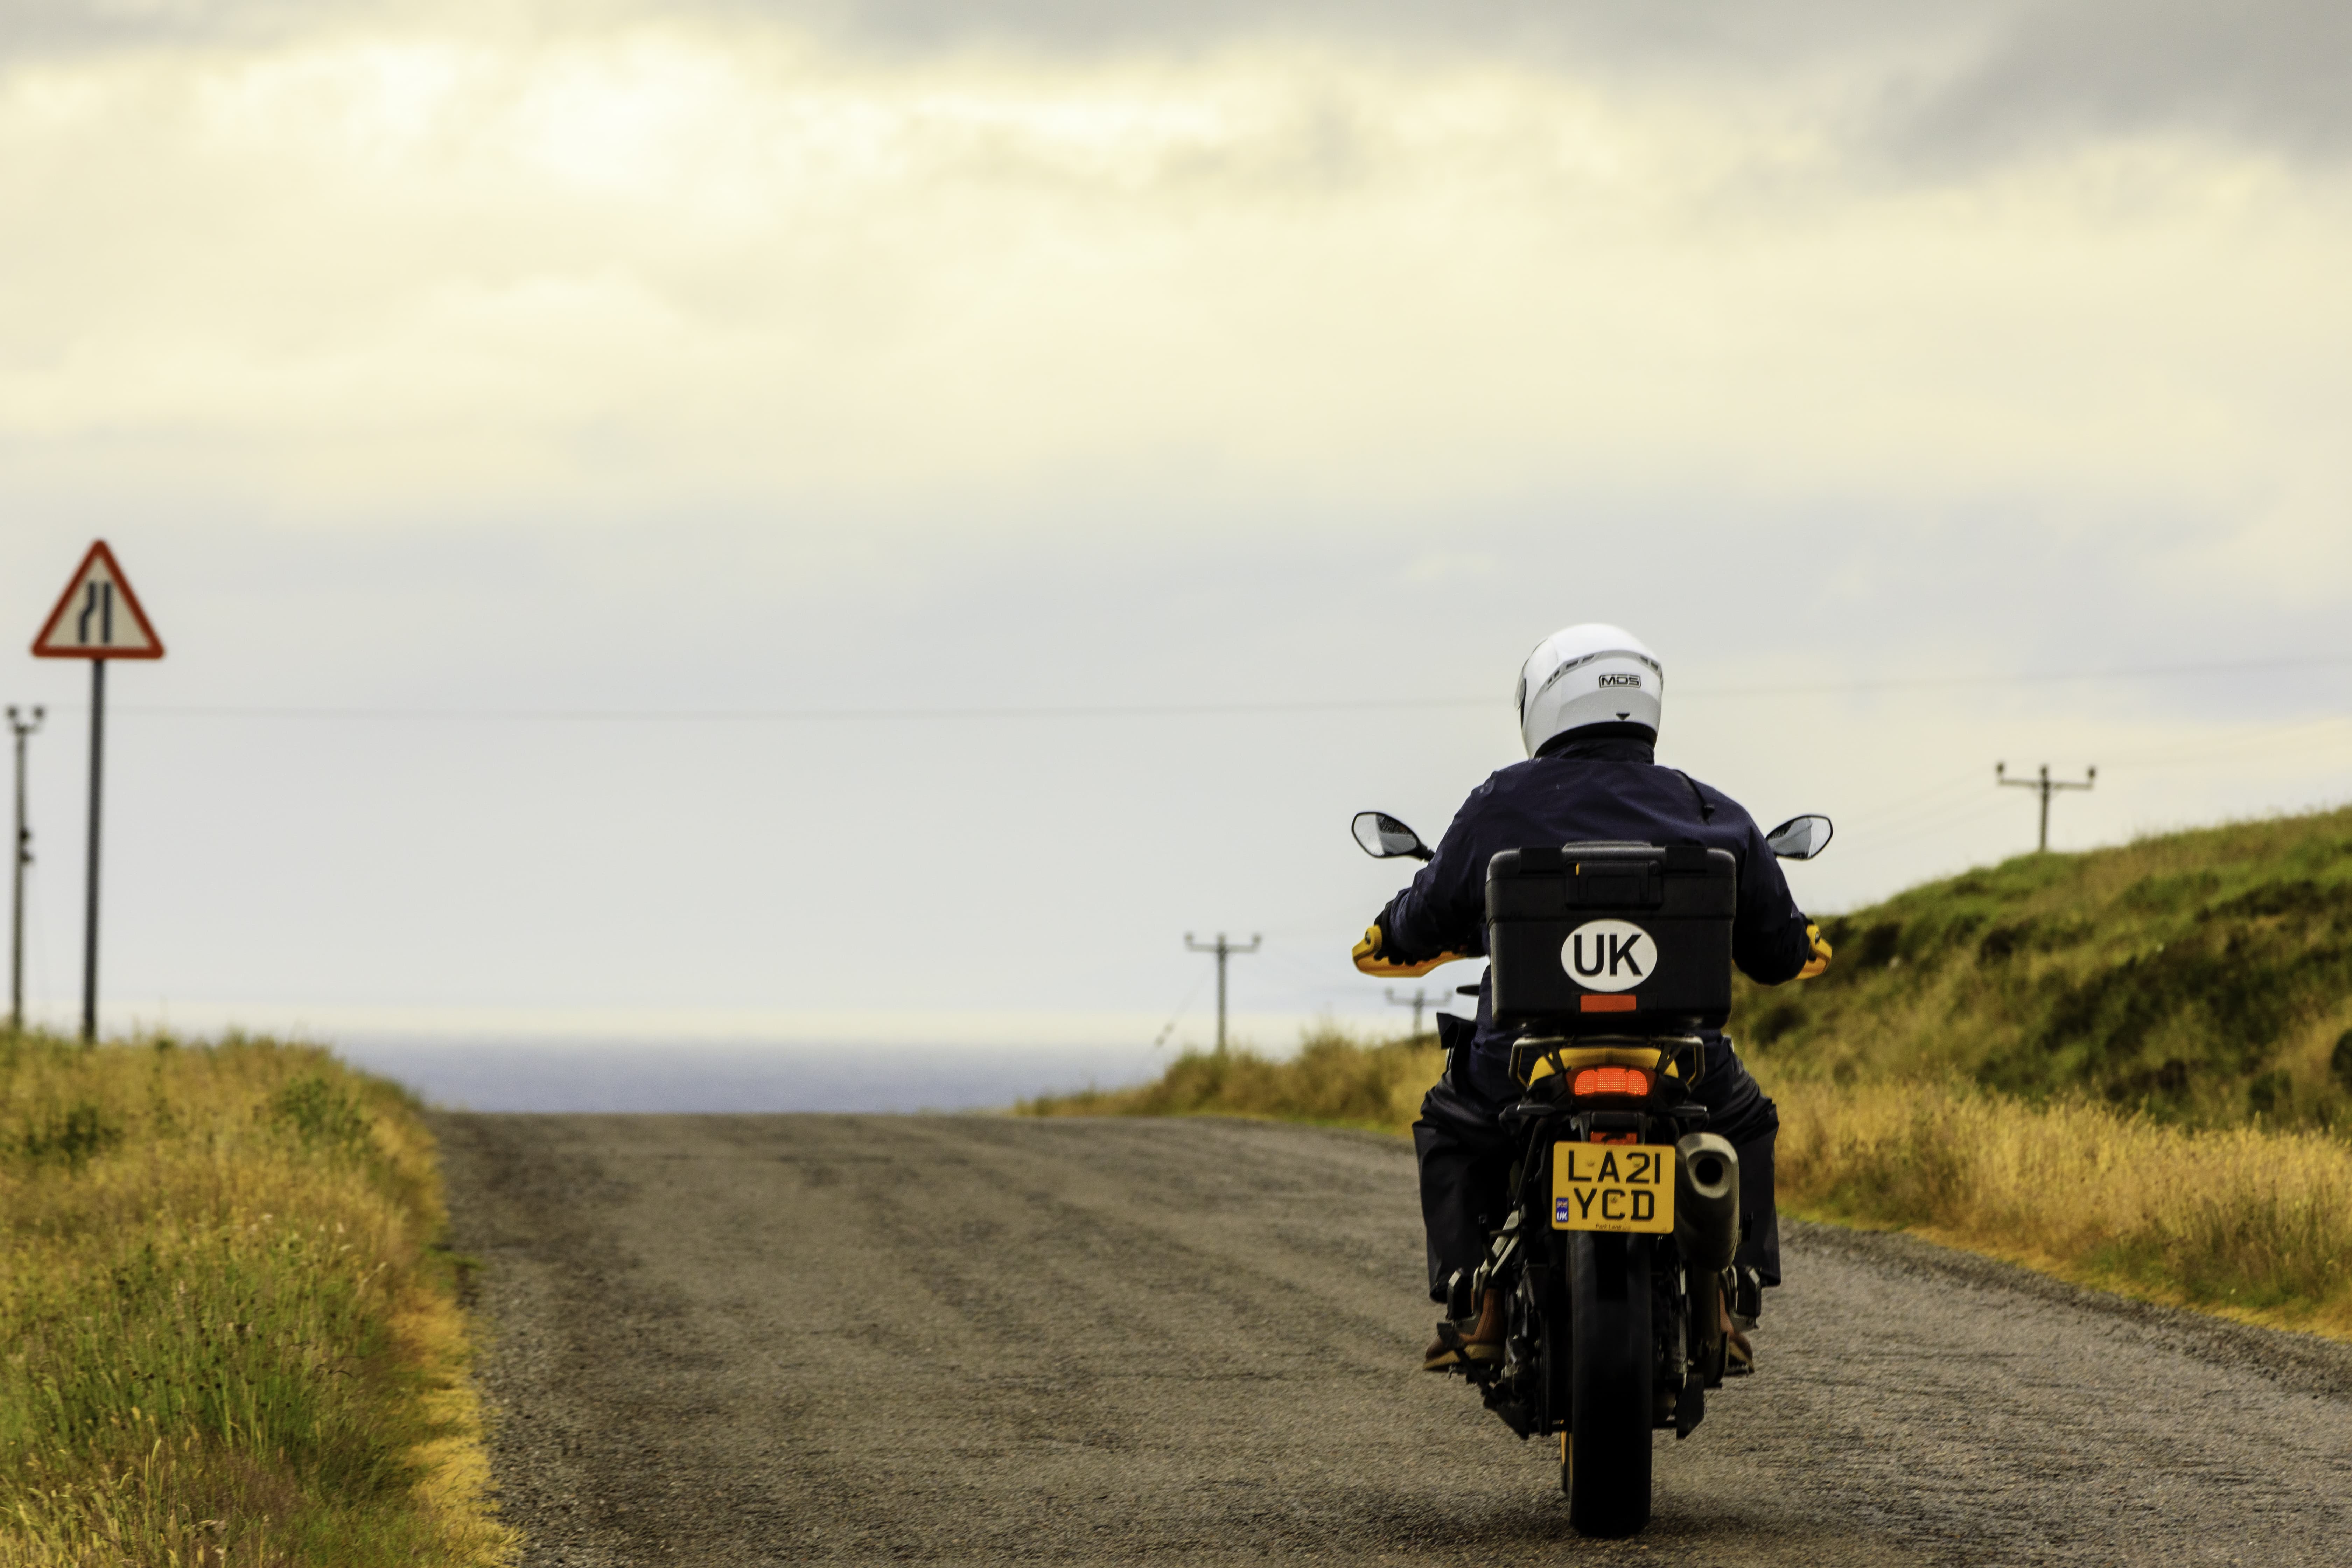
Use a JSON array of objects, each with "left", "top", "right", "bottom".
[{"left": 1551, "top": 1142, "right": 1676, "bottom": 1233}]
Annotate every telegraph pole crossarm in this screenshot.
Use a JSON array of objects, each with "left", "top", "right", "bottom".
[
  {"left": 1996, "top": 761, "right": 2097, "bottom": 853},
  {"left": 1184, "top": 931, "right": 1262, "bottom": 1055}
]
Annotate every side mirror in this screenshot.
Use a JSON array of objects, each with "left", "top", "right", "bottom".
[
  {"left": 1765, "top": 814, "right": 1834, "bottom": 860},
  {"left": 1352, "top": 811, "right": 1434, "bottom": 862}
]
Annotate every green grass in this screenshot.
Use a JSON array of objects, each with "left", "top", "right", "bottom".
[
  {"left": 0, "top": 1030, "right": 514, "bottom": 1568},
  {"left": 1739, "top": 804, "right": 2352, "bottom": 1127}
]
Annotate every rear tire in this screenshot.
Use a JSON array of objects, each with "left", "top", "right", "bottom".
[{"left": 1562, "top": 1230, "right": 1653, "bottom": 1537}]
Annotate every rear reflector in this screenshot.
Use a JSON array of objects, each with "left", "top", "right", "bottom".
[
  {"left": 1572, "top": 1066, "right": 1652, "bottom": 1098},
  {"left": 1579, "top": 994, "right": 1636, "bottom": 1013}
]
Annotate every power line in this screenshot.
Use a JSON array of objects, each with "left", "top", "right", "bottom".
[
  {"left": 2093, "top": 715, "right": 2352, "bottom": 770},
  {"left": 1833, "top": 773, "right": 1990, "bottom": 835},
  {"left": 30, "top": 649, "right": 2351, "bottom": 726},
  {"left": 1681, "top": 651, "right": 2352, "bottom": 699},
  {"left": 1148, "top": 969, "right": 1212, "bottom": 1052},
  {"left": 100, "top": 698, "right": 1483, "bottom": 722},
  {"left": 1840, "top": 791, "right": 2026, "bottom": 853}
]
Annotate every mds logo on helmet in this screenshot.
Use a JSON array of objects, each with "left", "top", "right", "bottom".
[
  {"left": 1560, "top": 920, "right": 1657, "bottom": 993},
  {"left": 1597, "top": 673, "right": 1643, "bottom": 688}
]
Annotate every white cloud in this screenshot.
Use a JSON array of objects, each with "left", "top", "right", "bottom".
[{"left": 4, "top": 16, "right": 2349, "bottom": 542}]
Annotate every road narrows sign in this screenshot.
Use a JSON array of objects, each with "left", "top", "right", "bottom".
[
  {"left": 30, "top": 539, "right": 164, "bottom": 1041},
  {"left": 33, "top": 541, "right": 165, "bottom": 660}
]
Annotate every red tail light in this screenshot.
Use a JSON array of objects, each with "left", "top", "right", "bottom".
[{"left": 1571, "top": 1066, "right": 1651, "bottom": 1098}]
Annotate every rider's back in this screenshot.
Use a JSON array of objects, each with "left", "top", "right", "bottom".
[{"left": 1378, "top": 735, "right": 1812, "bottom": 1002}]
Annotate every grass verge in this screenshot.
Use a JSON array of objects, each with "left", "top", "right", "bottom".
[
  {"left": 1773, "top": 1076, "right": 2352, "bottom": 1339},
  {"left": 1018, "top": 1028, "right": 1443, "bottom": 1132},
  {"left": 1025, "top": 1029, "right": 2352, "bottom": 1341},
  {"left": 1, "top": 1030, "right": 517, "bottom": 1568}
]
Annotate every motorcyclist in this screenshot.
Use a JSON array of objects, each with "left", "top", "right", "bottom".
[{"left": 1352, "top": 624, "right": 1831, "bottom": 1374}]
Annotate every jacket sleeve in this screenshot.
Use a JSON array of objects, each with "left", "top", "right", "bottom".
[
  {"left": 1731, "top": 817, "right": 1813, "bottom": 985},
  {"left": 1372, "top": 782, "right": 1496, "bottom": 962}
]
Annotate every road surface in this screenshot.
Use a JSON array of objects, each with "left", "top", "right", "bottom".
[{"left": 431, "top": 1113, "right": 2352, "bottom": 1565}]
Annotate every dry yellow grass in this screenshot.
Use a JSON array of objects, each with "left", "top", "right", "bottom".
[
  {"left": 1019, "top": 1027, "right": 1444, "bottom": 1131},
  {"left": 1028, "top": 1029, "right": 2352, "bottom": 1341},
  {"left": 0, "top": 1031, "right": 517, "bottom": 1568},
  {"left": 1769, "top": 1075, "right": 2352, "bottom": 1339}
]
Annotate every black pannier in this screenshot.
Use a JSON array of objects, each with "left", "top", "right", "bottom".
[{"left": 1485, "top": 841, "right": 1736, "bottom": 1032}]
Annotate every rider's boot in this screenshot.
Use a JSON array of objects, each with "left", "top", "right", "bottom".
[
  {"left": 1422, "top": 1289, "right": 1505, "bottom": 1371},
  {"left": 1720, "top": 1291, "right": 1755, "bottom": 1376}
]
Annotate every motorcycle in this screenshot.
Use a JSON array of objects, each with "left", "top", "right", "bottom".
[{"left": 1350, "top": 809, "right": 1833, "bottom": 1537}]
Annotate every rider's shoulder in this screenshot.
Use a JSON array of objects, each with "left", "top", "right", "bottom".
[
  {"left": 1454, "top": 769, "right": 1513, "bottom": 810},
  {"left": 1470, "top": 757, "right": 1562, "bottom": 801},
  {"left": 1483, "top": 758, "right": 1542, "bottom": 789},
  {"left": 1437, "top": 766, "right": 1527, "bottom": 828},
  {"left": 1662, "top": 767, "right": 1764, "bottom": 833}
]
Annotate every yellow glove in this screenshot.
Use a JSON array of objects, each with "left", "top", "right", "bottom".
[
  {"left": 1352, "top": 924, "right": 1471, "bottom": 978},
  {"left": 1797, "top": 921, "right": 1833, "bottom": 980}
]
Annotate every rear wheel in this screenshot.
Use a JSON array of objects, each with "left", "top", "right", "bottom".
[{"left": 1562, "top": 1230, "right": 1653, "bottom": 1537}]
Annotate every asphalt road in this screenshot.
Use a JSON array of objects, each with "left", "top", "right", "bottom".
[{"left": 431, "top": 1113, "right": 2352, "bottom": 1566}]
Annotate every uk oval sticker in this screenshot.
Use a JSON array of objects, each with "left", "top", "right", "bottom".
[{"left": 1561, "top": 919, "right": 1656, "bottom": 992}]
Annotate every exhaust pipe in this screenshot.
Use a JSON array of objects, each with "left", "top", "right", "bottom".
[
  {"left": 1675, "top": 1133, "right": 1740, "bottom": 1386},
  {"left": 1674, "top": 1133, "right": 1740, "bottom": 1272}
]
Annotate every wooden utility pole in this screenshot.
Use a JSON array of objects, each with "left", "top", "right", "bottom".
[
  {"left": 1386, "top": 986, "right": 1440, "bottom": 1037},
  {"left": 1183, "top": 932, "right": 1260, "bottom": 1055},
  {"left": 7, "top": 705, "right": 41, "bottom": 1033}
]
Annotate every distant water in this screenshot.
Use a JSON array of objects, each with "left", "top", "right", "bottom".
[{"left": 331, "top": 1036, "right": 1172, "bottom": 1113}]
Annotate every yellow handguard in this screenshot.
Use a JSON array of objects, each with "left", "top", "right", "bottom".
[
  {"left": 1798, "top": 921, "right": 1833, "bottom": 980},
  {"left": 1352, "top": 924, "right": 1471, "bottom": 978}
]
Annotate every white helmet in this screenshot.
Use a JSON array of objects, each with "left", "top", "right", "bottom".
[{"left": 1516, "top": 624, "right": 1664, "bottom": 757}]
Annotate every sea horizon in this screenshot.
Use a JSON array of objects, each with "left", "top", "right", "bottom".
[
  {"left": 329, "top": 1034, "right": 1178, "bottom": 1114},
  {"left": 20, "top": 1003, "right": 1437, "bottom": 1114}
]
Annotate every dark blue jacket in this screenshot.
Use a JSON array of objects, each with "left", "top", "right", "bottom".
[{"left": 1377, "top": 737, "right": 1813, "bottom": 1088}]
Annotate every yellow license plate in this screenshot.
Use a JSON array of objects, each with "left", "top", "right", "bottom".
[{"left": 1552, "top": 1143, "right": 1676, "bottom": 1233}]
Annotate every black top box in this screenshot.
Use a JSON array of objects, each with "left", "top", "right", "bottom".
[{"left": 1485, "top": 842, "right": 1736, "bottom": 1032}]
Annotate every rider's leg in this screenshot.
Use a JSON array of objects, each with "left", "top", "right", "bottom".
[
  {"left": 1412, "top": 1068, "right": 1516, "bottom": 1303},
  {"left": 1412, "top": 1051, "right": 1517, "bottom": 1369},
  {"left": 1729, "top": 1113, "right": 1779, "bottom": 1294},
  {"left": 1693, "top": 1031, "right": 1781, "bottom": 1294},
  {"left": 1693, "top": 1032, "right": 1780, "bottom": 1373}
]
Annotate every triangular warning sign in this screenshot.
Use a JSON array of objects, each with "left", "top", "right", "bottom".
[{"left": 32, "top": 541, "right": 165, "bottom": 659}]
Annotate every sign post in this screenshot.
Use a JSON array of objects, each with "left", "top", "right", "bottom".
[{"left": 31, "top": 541, "right": 164, "bottom": 1041}]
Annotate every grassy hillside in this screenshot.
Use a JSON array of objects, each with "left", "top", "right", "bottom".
[
  {"left": 1740, "top": 804, "right": 2352, "bottom": 1128},
  {"left": 0, "top": 1031, "right": 514, "bottom": 1568}
]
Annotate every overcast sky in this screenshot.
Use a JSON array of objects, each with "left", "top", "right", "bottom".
[{"left": 2, "top": 0, "right": 2348, "bottom": 1049}]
